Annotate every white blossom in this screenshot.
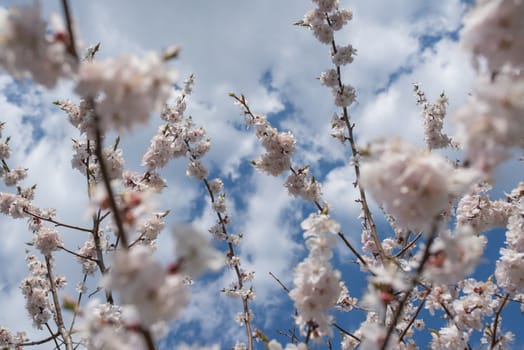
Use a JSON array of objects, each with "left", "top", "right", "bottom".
[
  {"left": 453, "top": 72, "right": 524, "bottom": 172},
  {"left": 0, "top": 1, "right": 74, "bottom": 87},
  {"left": 76, "top": 53, "right": 175, "bottom": 131},
  {"left": 103, "top": 246, "right": 189, "bottom": 325},
  {"left": 32, "top": 226, "right": 63, "bottom": 255},
  {"left": 173, "top": 225, "right": 223, "bottom": 278},
  {"left": 423, "top": 226, "right": 486, "bottom": 285},
  {"left": 430, "top": 325, "right": 469, "bottom": 350},
  {"left": 360, "top": 139, "right": 480, "bottom": 231},
  {"left": 461, "top": 0, "right": 524, "bottom": 72}
]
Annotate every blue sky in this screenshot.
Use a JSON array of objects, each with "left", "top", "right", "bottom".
[{"left": 0, "top": 1, "right": 523, "bottom": 349}]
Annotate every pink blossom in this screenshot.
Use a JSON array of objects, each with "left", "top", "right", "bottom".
[
  {"left": 173, "top": 225, "right": 223, "bottom": 278},
  {"left": 461, "top": 0, "right": 524, "bottom": 72},
  {"left": 360, "top": 139, "right": 480, "bottom": 231},
  {"left": 32, "top": 226, "right": 63, "bottom": 255},
  {"left": 0, "top": 2, "right": 74, "bottom": 87},
  {"left": 76, "top": 53, "right": 175, "bottom": 131}
]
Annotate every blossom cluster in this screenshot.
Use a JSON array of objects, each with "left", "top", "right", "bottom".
[
  {"left": 413, "top": 84, "right": 454, "bottom": 150},
  {"left": 0, "top": 1, "right": 74, "bottom": 87},
  {"left": 289, "top": 213, "right": 341, "bottom": 338},
  {"left": 453, "top": 0, "right": 524, "bottom": 173},
  {"left": 359, "top": 138, "right": 479, "bottom": 232},
  {"left": 244, "top": 112, "right": 296, "bottom": 176}
]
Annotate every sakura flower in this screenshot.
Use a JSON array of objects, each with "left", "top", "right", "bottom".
[
  {"left": 319, "top": 69, "right": 339, "bottom": 87},
  {"left": 20, "top": 254, "right": 53, "bottom": 329},
  {"left": 360, "top": 139, "right": 480, "bottom": 232},
  {"left": 430, "top": 325, "right": 469, "bottom": 350},
  {"left": 103, "top": 246, "right": 189, "bottom": 325},
  {"left": 461, "top": 0, "right": 524, "bottom": 72},
  {"left": 496, "top": 248, "right": 524, "bottom": 293},
  {"left": 56, "top": 99, "right": 96, "bottom": 138},
  {"left": 32, "top": 226, "right": 63, "bottom": 255},
  {"left": 186, "top": 159, "right": 208, "bottom": 180},
  {"left": 245, "top": 114, "right": 296, "bottom": 176},
  {"left": 333, "top": 84, "right": 356, "bottom": 107},
  {"left": 212, "top": 194, "right": 227, "bottom": 214},
  {"left": 172, "top": 225, "right": 223, "bottom": 278},
  {"left": 290, "top": 260, "right": 341, "bottom": 337},
  {"left": 76, "top": 237, "right": 98, "bottom": 275},
  {"left": 208, "top": 178, "right": 223, "bottom": 195},
  {"left": 363, "top": 264, "right": 408, "bottom": 313},
  {"left": 290, "top": 213, "right": 341, "bottom": 338},
  {"left": 423, "top": 226, "right": 486, "bottom": 285},
  {"left": 75, "top": 53, "right": 175, "bottom": 131},
  {"left": 453, "top": 72, "right": 524, "bottom": 172},
  {"left": 0, "top": 192, "right": 29, "bottom": 219},
  {"left": 137, "top": 213, "right": 166, "bottom": 243},
  {"left": 312, "top": 0, "right": 339, "bottom": 13},
  {"left": 0, "top": 1, "right": 74, "bottom": 87},
  {"left": 79, "top": 301, "right": 150, "bottom": 350},
  {"left": 284, "top": 167, "right": 323, "bottom": 202},
  {"left": 495, "top": 188, "right": 524, "bottom": 293},
  {"left": 332, "top": 44, "right": 357, "bottom": 66},
  {"left": 413, "top": 84, "right": 453, "bottom": 149},
  {"left": 328, "top": 9, "right": 353, "bottom": 31},
  {"left": 452, "top": 279, "right": 499, "bottom": 330},
  {"left": 0, "top": 326, "right": 27, "bottom": 349},
  {"left": 0, "top": 142, "right": 10, "bottom": 159},
  {"left": 301, "top": 213, "right": 339, "bottom": 259},
  {"left": 456, "top": 187, "right": 512, "bottom": 233},
  {"left": 302, "top": 4, "right": 344, "bottom": 44},
  {"left": 358, "top": 321, "right": 390, "bottom": 350},
  {"left": 3, "top": 166, "right": 28, "bottom": 186}
]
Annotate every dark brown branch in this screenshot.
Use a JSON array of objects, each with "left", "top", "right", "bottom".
[
  {"left": 380, "top": 223, "right": 439, "bottom": 350},
  {"left": 59, "top": 246, "right": 99, "bottom": 263},
  {"left": 45, "top": 255, "right": 73, "bottom": 350},
  {"left": 23, "top": 208, "right": 92, "bottom": 233},
  {"left": 19, "top": 332, "right": 60, "bottom": 347},
  {"left": 269, "top": 271, "right": 290, "bottom": 293},
  {"left": 490, "top": 294, "right": 510, "bottom": 350},
  {"left": 61, "top": 0, "right": 78, "bottom": 60},
  {"left": 94, "top": 115, "right": 128, "bottom": 248},
  {"left": 395, "top": 232, "right": 423, "bottom": 258}
]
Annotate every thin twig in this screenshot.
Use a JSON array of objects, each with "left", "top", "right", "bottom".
[
  {"left": 202, "top": 176, "right": 253, "bottom": 350},
  {"left": 61, "top": 0, "right": 78, "bottom": 59},
  {"left": 490, "top": 293, "right": 510, "bottom": 350},
  {"left": 337, "top": 231, "right": 368, "bottom": 268},
  {"left": 323, "top": 14, "right": 385, "bottom": 261},
  {"left": 94, "top": 115, "right": 128, "bottom": 248},
  {"left": 380, "top": 222, "right": 439, "bottom": 350},
  {"left": 398, "top": 295, "right": 426, "bottom": 342},
  {"left": 68, "top": 273, "right": 88, "bottom": 335},
  {"left": 333, "top": 323, "right": 361, "bottom": 342},
  {"left": 59, "top": 246, "right": 99, "bottom": 263},
  {"left": 23, "top": 209, "right": 92, "bottom": 233},
  {"left": 269, "top": 271, "right": 290, "bottom": 293},
  {"left": 92, "top": 208, "right": 113, "bottom": 304},
  {"left": 45, "top": 323, "right": 61, "bottom": 350},
  {"left": 395, "top": 232, "right": 423, "bottom": 258},
  {"left": 19, "top": 331, "right": 60, "bottom": 347},
  {"left": 45, "top": 255, "right": 73, "bottom": 350}
]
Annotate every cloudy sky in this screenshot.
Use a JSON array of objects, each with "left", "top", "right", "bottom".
[{"left": 1, "top": 0, "right": 522, "bottom": 349}]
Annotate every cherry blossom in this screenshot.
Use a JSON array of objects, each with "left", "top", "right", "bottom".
[
  {"left": 360, "top": 139, "right": 480, "bottom": 232},
  {"left": 0, "top": 1, "right": 74, "bottom": 87},
  {"left": 76, "top": 53, "right": 175, "bottom": 131}
]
